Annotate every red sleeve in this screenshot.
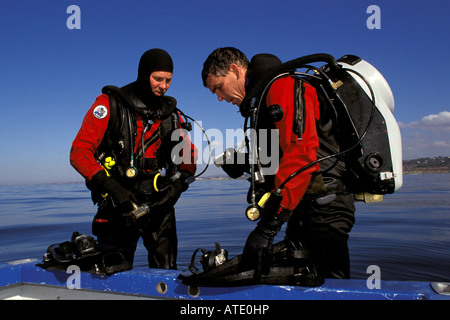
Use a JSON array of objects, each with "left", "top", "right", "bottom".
[
  {"left": 70, "top": 94, "right": 111, "bottom": 181},
  {"left": 177, "top": 112, "right": 198, "bottom": 176},
  {"left": 265, "top": 77, "right": 320, "bottom": 211}
]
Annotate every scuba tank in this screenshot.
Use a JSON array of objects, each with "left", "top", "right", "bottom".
[
  {"left": 238, "top": 53, "right": 402, "bottom": 210},
  {"left": 319, "top": 55, "right": 402, "bottom": 196}
]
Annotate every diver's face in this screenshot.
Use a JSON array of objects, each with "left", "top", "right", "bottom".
[
  {"left": 205, "top": 64, "right": 246, "bottom": 106},
  {"left": 149, "top": 71, "right": 173, "bottom": 96}
]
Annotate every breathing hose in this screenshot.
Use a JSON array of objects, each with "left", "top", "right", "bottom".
[
  {"left": 240, "top": 53, "right": 340, "bottom": 117},
  {"left": 176, "top": 110, "right": 211, "bottom": 179}
]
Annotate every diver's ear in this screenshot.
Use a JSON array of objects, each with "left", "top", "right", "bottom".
[{"left": 229, "top": 63, "right": 244, "bottom": 80}]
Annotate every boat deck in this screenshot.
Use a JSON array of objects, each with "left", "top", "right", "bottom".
[{"left": 0, "top": 259, "right": 448, "bottom": 300}]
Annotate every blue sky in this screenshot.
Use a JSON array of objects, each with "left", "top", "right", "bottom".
[{"left": 0, "top": 0, "right": 449, "bottom": 185}]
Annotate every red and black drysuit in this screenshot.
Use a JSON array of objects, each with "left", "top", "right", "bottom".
[
  {"left": 70, "top": 84, "right": 197, "bottom": 270},
  {"left": 240, "top": 54, "right": 355, "bottom": 279}
]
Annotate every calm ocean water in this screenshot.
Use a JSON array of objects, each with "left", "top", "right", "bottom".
[{"left": 0, "top": 174, "right": 448, "bottom": 282}]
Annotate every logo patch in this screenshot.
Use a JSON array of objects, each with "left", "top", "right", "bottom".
[{"left": 93, "top": 105, "right": 108, "bottom": 119}]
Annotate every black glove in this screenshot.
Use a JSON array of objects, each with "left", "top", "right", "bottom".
[
  {"left": 216, "top": 148, "right": 249, "bottom": 179},
  {"left": 90, "top": 170, "right": 137, "bottom": 213},
  {"left": 155, "top": 171, "right": 191, "bottom": 209},
  {"left": 240, "top": 192, "right": 287, "bottom": 279},
  {"left": 222, "top": 163, "right": 247, "bottom": 179}
]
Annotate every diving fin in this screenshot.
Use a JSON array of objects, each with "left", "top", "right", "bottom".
[
  {"left": 39, "top": 231, "right": 132, "bottom": 275},
  {"left": 178, "top": 240, "right": 324, "bottom": 287}
]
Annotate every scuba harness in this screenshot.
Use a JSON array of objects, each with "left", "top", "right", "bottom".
[
  {"left": 223, "top": 53, "right": 403, "bottom": 220},
  {"left": 97, "top": 85, "right": 184, "bottom": 182},
  {"left": 92, "top": 85, "right": 208, "bottom": 209}
]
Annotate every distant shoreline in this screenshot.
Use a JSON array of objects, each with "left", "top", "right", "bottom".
[
  {"left": 402, "top": 156, "right": 450, "bottom": 175},
  {"left": 2, "top": 157, "right": 449, "bottom": 186},
  {"left": 1, "top": 171, "right": 449, "bottom": 187},
  {"left": 403, "top": 169, "right": 450, "bottom": 175},
  {"left": 198, "top": 170, "right": 449, "bottom": 181}
]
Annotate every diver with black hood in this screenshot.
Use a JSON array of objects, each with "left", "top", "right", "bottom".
[{"left": 70, "top": 49, "right": 197, "bottom": 271}]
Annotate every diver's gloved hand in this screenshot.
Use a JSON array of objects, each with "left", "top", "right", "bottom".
[
  {"left": 215, "top": 148, "right": 249, "bottom": 179},
  {"left": 240, "top": 192, "right": 287, "bottom": 278},
  {"left": 241, "top": 215, "right": 284, "bottom": 277},
  {"left": 90, "top": 170, "right": 137, "bottom": 213},
  {"left": 156, "top": 171, "right": 191, "bottom": 209},
  {"left": 222, "top": 164, "right": 245, "bottom": 179}
]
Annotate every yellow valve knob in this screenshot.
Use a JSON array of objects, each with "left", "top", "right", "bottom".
[
  {"left": 104, "top": 157, "right": 116, "bottom": 170},
  {"left": 257, "top": 192, "right": 272, "bottom": 208}
]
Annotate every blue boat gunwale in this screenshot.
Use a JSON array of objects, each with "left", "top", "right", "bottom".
[{"left": 0, "top": 259, "right": 448, "bottom": 300}]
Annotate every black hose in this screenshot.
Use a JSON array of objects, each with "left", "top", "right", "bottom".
[
  {"left": 239, "top": 53, "right": 340, "bottom": 117},
  {"left": 177, "top": 110, "right": 212, "bottom": 179}
]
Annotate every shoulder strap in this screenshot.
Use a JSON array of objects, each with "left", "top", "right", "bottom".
[
  {"left": 293, "top": 77, "right": 306, "bottom": 140},
  {"left": 97, "top": 87, "right": 135, "bottom": 176},
  {"left": 101, "top": 86, "right": 129, "bottom": 140},
  {"left": 94, "top": 91, "right": 120, "bottom": 161}
]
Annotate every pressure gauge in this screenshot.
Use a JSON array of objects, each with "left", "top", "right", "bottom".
[
  {"left": 126, "top": 166, "right": 138, "bottom": 178},
  {"left": 245, "top": 205, "right": 261, "bottom": 221}
]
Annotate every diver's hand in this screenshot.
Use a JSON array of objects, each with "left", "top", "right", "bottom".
[
  {"left": 215, "top": 148, "right": 249, "bottom": 179},
  {"left": 155, "top": 172, "right": 191, "bottom": 209},
  {"left": 241, "top": 226, "right": 274, "bottom": 278},
  {"left": 90, "top": 170, "right": 137, "bottom": 213},
  {"left": 156, "top": 179, "right": 184, "bottom": 208},
  {"left": 240, "top": 192, "right": 288, "bottom": 279}
]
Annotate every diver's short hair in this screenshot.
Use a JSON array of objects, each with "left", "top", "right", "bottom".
[{"left": 201, "top": 47, "right": 249, "bottom": 87}]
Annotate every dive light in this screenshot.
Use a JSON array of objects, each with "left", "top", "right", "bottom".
[{"left": 128, "top": 203, "right": 151, "bottom": 220}]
